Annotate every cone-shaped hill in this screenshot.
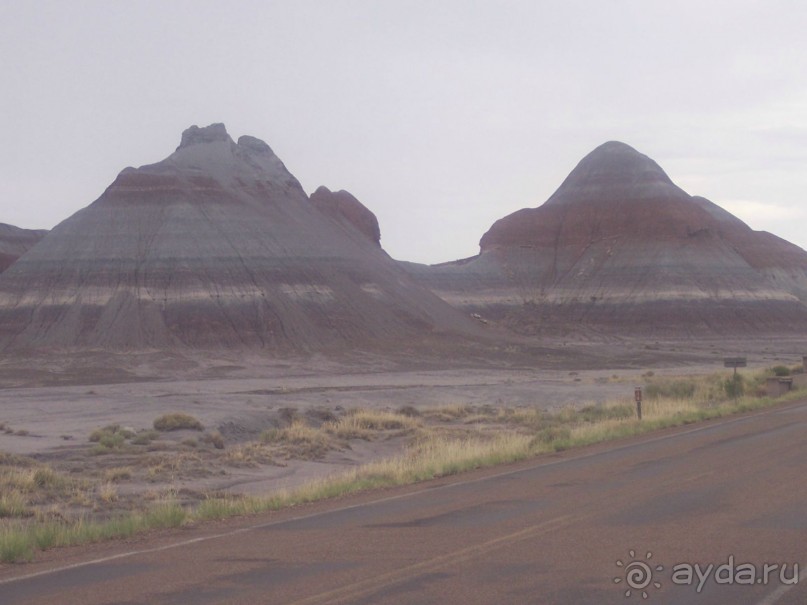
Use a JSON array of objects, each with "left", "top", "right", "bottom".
[
  {"left": 0, "top": 124, "right": 475, "bottom": 350},
  {"left": 0, "top": 223, "right": 47, "bottom": 273},
  {"left": 406, "top": 141, "right": 807, "bottom": 336}
]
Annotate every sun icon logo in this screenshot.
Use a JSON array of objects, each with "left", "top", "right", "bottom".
[{"left": 614, "top": 550, "right": 663, "bottom": 599}]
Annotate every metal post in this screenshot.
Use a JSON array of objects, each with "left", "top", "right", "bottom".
[{"left": 634, "top": 386, "right": 642, "bottom": 421}]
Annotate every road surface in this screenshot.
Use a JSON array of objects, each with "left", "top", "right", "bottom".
[{"left": 1, "top": 400, "right": 805, "bottom": 604}]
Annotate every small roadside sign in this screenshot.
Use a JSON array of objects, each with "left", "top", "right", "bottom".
[{"left": 723, "top": 357, "right": 747, "bottom": 369}]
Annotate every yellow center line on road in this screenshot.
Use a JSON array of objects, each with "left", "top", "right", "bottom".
[{"left": 286, "top": 514, "right": 577, "bottom": 605}]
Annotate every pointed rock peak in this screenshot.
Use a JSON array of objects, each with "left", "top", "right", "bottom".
[
  {"left": 591, "top": 140, "right": 640, "bottom": 153},
  {"left": 310, "top": 186, "right": 381, "bottom": 247},
  {"left": 546, "top": 141, "right": 675, "bottom": 206},
  {"left": 177, "top": 123, "right": 232, "bottom": 150},
  {"left": 576, "top": 140, "right": 671, "bottom": 178},
  {"left": 237, "top": 135, "right": 274, "bottom": 155},
  {"left": 581, "top": 140, "right": 655, "bottom": 161}
]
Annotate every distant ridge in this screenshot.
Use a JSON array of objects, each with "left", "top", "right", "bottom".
[{"left": 0, "top": 223, "right": 47, "bottom": 273}]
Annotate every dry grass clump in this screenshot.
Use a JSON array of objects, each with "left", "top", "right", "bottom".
[
  {"left": 327, "top": 409, "right": 421, "bottom": 439},
  {"left": 0, "top": 461, "right": 80, "bottom": 525},
  {"left": 257, "top": 409, "right": 421, "bottom": 458},
  {"left": 422, "top": 404, "right": 475, "bottom": 422},
  {"left": 0, "top": 490, "right": 32, "bottom": 518},
  {"left": 261, "top": 420, "right": 335, "bottom": 460},
  {"left": 153, "top": 413, "right": 204, "bottom": 432},
  {"left": 492, "top": 406, "right": 542, "bottom": 427},
  {"left": 141, "top": 451, "right": 207, "bottom": 482},
  {"left": 1, "top": 463, "right": 70, "bottom": 495},
  {"left": 287, "top": 432, "right": 534, "bottom": 503},
  {"left": 103, "top": 467, "right": 132, "bottom": 483},
  {"left": 97, "top": 482, "right": 118, "bottom": 503},
  {"left": 222, "top": 442, "right": 275, "bottom": 467}
]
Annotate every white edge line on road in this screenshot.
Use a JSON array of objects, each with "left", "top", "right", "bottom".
[{"left": 1, "top": 399, "right": 805, "bottom": 588}]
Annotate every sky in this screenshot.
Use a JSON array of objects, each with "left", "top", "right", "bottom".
[{"left": 2, "top": 0, "right": 806, "bottom": 264}]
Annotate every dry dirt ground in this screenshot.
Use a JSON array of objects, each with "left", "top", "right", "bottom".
[{"left": 0, "top": 336, "right": 804, "bottom": 514}]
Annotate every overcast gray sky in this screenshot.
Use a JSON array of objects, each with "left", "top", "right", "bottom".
[{"left": 2, "top": 0, "right": 806, "bottom": 264}]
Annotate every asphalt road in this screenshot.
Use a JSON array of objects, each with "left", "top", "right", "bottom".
[{"left": 1, "top": 401, "right": 805, "bottom": 604}]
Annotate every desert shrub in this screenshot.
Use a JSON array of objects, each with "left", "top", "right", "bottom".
[
  {"left": 89, "top": 425, "right": 134, "bottom": 443},
  {"left": 99, "top": 433, "right": 125, "bottom": 449},
  {"left": 131, "top": 430, "right": 160, "bottom": 445},
  {"left": 771, "top": 365, "right": 791, "bottom": 377},
  {"left": 89, "top": 426, "right": 129, "bottom": 452},
  {"left": 153, "top": 413, "right": 203, "bottom": 432},
  {"left": 723, "top": 374, "right": 745, "bottom": 399}
]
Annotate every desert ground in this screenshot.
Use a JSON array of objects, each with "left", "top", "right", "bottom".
[{"left": 1, "top": 335, "right": 805, "bottom": 523}]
